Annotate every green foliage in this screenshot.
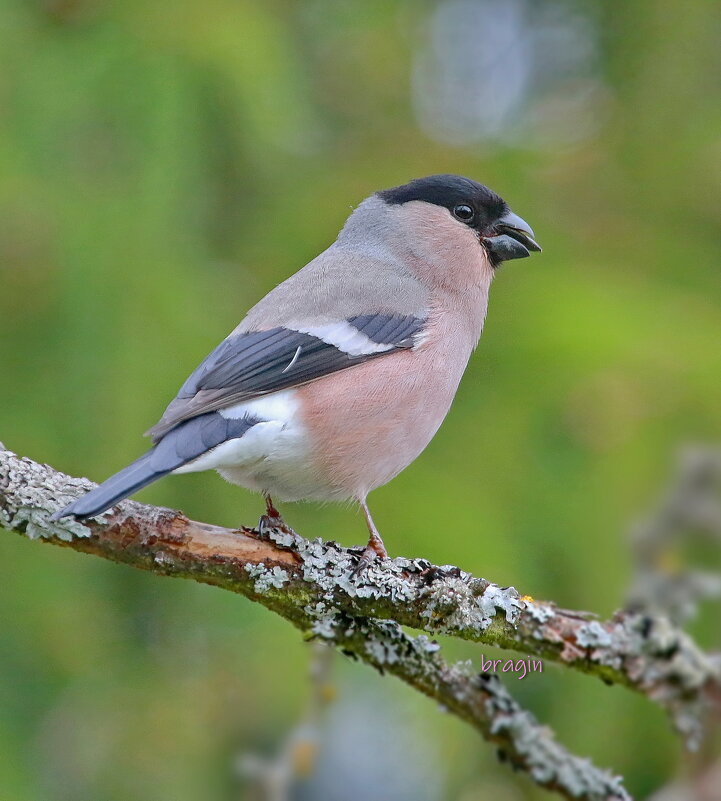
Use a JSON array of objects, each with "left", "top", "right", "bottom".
[{"left": 1, "top": 1, "right": 719, "bottom": 798}]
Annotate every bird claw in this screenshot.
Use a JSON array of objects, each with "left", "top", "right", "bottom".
[
  {"left": 349, "top": 546, "right": 379, "bottom": 579},
  {"left": 349, "top": 538, "right": 389, "bottom": 579},
  {"left": 257, "top": 513, "right": 293, "bottom": 536}
]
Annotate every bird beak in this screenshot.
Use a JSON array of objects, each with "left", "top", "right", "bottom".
[{"left": 485, "top": 211, "right": 542, "bottom": 263}]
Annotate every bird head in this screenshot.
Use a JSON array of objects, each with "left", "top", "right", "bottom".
[{"left": 376, "top": 174, "right": 541, "bottom": 269}]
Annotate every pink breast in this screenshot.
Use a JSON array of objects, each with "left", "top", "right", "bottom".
[{"left": 297, "top": 308, "right": 479, "bottom": 500}]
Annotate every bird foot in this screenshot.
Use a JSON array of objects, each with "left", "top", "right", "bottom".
[
  {"left": 350, "top": 537, "right": 389, "bottom": 579},
  {"left": 257, "top": 513, "right": 293, "bottom": 536},
  {"left": 257, "top": 493, "right": 294, "bottom": 536}
]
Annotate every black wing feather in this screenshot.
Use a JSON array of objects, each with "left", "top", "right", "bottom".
[{"left": 147, "top": 314, "right": 426, "bottom": 442}]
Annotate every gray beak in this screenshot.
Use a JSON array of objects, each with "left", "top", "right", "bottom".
[{"left": 485, "top": 211, "right": 542, "bottom": 263}]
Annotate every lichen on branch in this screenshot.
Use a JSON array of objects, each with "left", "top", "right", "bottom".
[{"left": 2, "top": 445, "right": 720, "bottom": 800}]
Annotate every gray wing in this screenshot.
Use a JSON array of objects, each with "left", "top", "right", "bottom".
[{"left": 146, "top": 313, "right": 426, "bottom": 442}]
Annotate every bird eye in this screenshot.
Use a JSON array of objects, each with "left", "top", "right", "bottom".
[{"left": 452, "top": 204, "right": 474, "bottom": 222}]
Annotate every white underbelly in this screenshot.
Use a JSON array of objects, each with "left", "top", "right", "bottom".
[{"left": 171, "top": 390, "right": 346, "bottom": 501}]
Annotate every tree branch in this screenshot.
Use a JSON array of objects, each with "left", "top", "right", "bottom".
[{"left": 2, "top": 445, "right": 719, "bottom": 799}]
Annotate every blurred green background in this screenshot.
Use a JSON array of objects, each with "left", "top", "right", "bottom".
[{"left": 1, "top": 0, "right": 720, "bottom": 798}]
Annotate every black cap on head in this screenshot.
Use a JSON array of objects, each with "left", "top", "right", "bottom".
[{"left": 377, "top": 174, "right": 508, "bottom": 235}]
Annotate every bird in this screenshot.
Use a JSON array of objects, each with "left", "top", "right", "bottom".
[{"left": 52, "top": 174, "right": 541, "bottom": 567}]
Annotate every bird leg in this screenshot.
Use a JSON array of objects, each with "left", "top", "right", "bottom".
[
  {"left": 258, "top": 492, "right": 292, "bottom": 535},
  {"left": 352, "top": 500, "right": 389, "bottom": 576},
  {"left": 264, "top": 492, "right": 281, "bottom": 519}
]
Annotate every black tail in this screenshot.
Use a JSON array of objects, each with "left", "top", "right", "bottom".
[
  {"left": 50, "top": 451, "right": 171, "bottom": 521},
  {"left": 50, "top": 410, "right": 260, "bottom": 521}
]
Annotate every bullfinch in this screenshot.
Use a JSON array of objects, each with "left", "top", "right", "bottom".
[{"left": 52, "top": 175, "right": 541, "bottom": 565}]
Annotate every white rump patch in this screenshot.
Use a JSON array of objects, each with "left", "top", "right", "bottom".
[
  {"left": 219, "top": 389, "right": 301, "bottom": 422},
  {"left": 172, "top": 390, "right": 315, "bottom": 501},
  {"left": 172, "top": 421, "right": 288, "bottom": 473}
]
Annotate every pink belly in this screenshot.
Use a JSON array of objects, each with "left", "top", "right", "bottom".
[{"left": 297, "top": 341, "right": 470, "bottom": 500}]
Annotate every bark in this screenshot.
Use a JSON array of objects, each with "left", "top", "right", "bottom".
[{"left": 3, "top": 445, "right": 720, "bottom": 799}]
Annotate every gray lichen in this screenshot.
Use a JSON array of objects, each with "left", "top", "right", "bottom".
[
  {"left": 478, "top": 584, "right": 524, "bottom": 625},
  {"left": 261, "top": 518, "right": 721, "bottom": 752},
  {"left": 481, "top": 674, "right": 630, "bottom": 800},
  {"left": 3, "top": 444, "right": 720, "bottom": 799},
  {"left": 0, "top": 449, "right": 95, "bottom": 541},
  {"left": 265, "top": 528, "right": 526, "bottom": 641},
  {"left": 419, "top": 576, "right": 525, "bottom": 636},
  {"left": 576, "top": 621, "right": 614, "bottom": 649},
  {"left": 258, "top": 566, "right": 290, "bottom": 593},
  {"left": 244, "top": 562, "right": 290, "bottom": 593},
  {"left": 364, "top": 634, "right": 401, "bottom": 666},
  {"left": 525, "top": 601, "right": 556, "bottom": 624},
  {"left": 267, "top": 529, "right": 421, "bottom": 632},
  {"left": 304, "top": 602, "right": 339, "bottom": 639}
]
